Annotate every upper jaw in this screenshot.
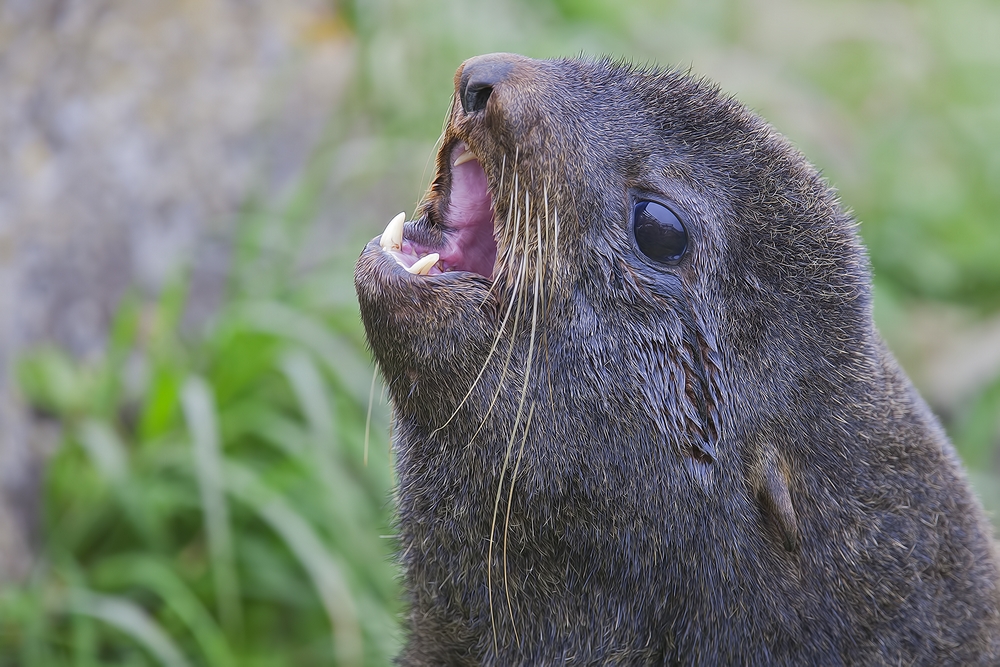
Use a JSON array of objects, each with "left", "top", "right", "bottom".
[{"left": 375, "top": 139, "right": 498, "bottom": 281}]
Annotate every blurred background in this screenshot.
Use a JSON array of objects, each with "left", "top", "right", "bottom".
[{"left": 0, "top": 0, "right": 997, "bottom": 664}]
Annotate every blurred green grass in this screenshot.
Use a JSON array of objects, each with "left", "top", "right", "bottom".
[
  {"left": 3, "top": 0, "right": 999, "bottom": 664},
  {"left": 2, "top": 170, "right": 400, "bottom": 665}
]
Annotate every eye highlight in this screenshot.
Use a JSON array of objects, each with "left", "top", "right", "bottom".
[{"left": 632, "top": 200, "right": 688, "bottom": 264}]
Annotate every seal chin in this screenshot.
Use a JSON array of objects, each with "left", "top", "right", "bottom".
[{"left": 375, "top": 142, "right": 498, "bottom": 280}]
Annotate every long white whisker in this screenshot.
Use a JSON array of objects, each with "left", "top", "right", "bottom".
[
  {"left": 503, "top": 400, "right": 534, "bottom": 648},
  {"left": 433, "top": 155, "right": 518, "bottom": 435},
  {"left": 488, "top": 176, "right": 529, "bottom": 651},
  {"left": 490, "top": 187, "right": 543, "bottom": 650},
  {"left": 472, "top": 164, "right": 525, "bottom": 446},
  {"left": 542, "top": 182, "right": 556, "bottom": 401}
]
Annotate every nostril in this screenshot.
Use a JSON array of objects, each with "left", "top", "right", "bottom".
[
  {"left": 462, "top": 82, "right": 493, "bottom": 114},
  {"left": 458, "top": 58, "right": 514, "bottom": 114}
]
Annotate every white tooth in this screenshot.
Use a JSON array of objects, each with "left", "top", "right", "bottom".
[
  {"left": 379, "top": 212, "right": 405, "bottom": 250},
  {"left": 453, "top": 151, "right": 478, "bottom": 167},
  {"left": 407, "top": 253, "right": 439, "bottom": 275}
]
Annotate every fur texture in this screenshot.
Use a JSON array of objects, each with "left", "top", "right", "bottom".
[{"left": 355, "top": 54, "right": 1000, "bottom": 665}]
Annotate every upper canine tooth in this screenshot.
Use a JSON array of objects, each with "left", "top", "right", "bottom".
[
  {"left": 407, "top": 253, "right": 439, "bottom": 275},
  {"left": 453, "top": 151, "right": 478, "bottom": 167},
  {"left": 380, "top": 212, "right": 405, "bottom": 251}
]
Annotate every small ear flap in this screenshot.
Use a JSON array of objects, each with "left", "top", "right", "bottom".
[{"left": 757, "top": 452, "right": 799, "bottom": 553}]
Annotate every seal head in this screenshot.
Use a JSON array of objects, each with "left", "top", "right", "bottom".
[{"left": 355, "top": 53, "right": 1000, "bottom": 665}]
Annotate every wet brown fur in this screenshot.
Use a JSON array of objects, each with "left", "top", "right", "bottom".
[{"left": 355, "top": 54, "right": 1000, "bottom": 665}]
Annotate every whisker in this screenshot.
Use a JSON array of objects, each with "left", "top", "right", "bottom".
[
  {"left": 434, "top": 155, "right": 518, "bottom": 435},
  {"left": 470, "top": 164, "right": 526, "bottom": 446},
  {"left": 434, "top": 248, "right": 523, "bottom": 435},
  {"left": 544, "top": 182, "right": 557, "bottom": 315},
  {"left": 492, "top": 149, "right": 520, "bottom": 290},
  {"left": 503, "top": 400, "right": 535, "bottom": 647},
  {"left": 488, "top": 185, "right": 530, "bottom": 652},
  {"left": 470, "top": 264, "right": 526, "bottom": 449},
  {"left": 490, "top": 188, "right": 543, "bottom": 650},
  {"left": 484, "top": 151, "right": 507, "bottom": 305},
  {"left": 542, "top": 183, "right": 556, "bottom": 403}
]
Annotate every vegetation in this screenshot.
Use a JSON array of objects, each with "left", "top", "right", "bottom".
[
  {"left": 2, "top": 0, "right": 998, "bottom": 664},
  {"left": 1, "top": 159, "right": 399, "bottom": 665}
]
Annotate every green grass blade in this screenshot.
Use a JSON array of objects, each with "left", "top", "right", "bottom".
[
  {"left": 75, "top": 419, "right": 164, "bottom": 548},
  {"left": 279, "top": 349, "right": 345, "bottom": 524},
  {"left": 236, "top": 301, "right": 372, "bottom": 405},
  {"left": 77, "top": 420, "right": 127, "bottom": 482},
  {"left": 92, "top": 556, "right": 237, "bottom": 667},
  {"left": 17, "top": 347, "right": 88, "bottom": 415},
  {"left": 180, "top": 376, "right": 243, "bottom": 639},
  {"left": 222, "top": 460, "right": 362, "bottom": 667},
  {"left": 1, "top": 573, "right": 53, "bottom": 667},
  {"left": 280, "top": 349, "right": 335, "bottom": 439},
  {"left": 66, "top": 589, "right": 193, "bottom": 667}
]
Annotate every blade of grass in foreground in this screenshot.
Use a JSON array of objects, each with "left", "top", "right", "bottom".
[
  {"left": 3, "top": 572, "right": 53, "bottom": 667},
  {"left": 223, "top": 460, "right": 362, "bottom": 667},
  {"left": 280, "top": 349, "right": 335, "bottom": 439},
  {"left": 237, "top": 301, "right": 372, "bottom": 405},
  {"left": 92, "top": 556, "right": 237, "bottom": 667},
  {"left": 76, "top": 419, "right": 127, "bottom": 482},
  {"left": 181, "top": 376, "right": 243, "bottom": 639},
  {"left": 66, "top": 589, "right": 193, "bottom": 667},
  {"left": 76, "top": 418, "right": 164, "bottom": 548},
  {"left": 279, "top": 349, "right": 343, "bottom": 519}
]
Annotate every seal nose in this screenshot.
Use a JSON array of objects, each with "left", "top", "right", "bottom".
[{"left": 458, "top": 55, "right": 515, "bottom": 114}]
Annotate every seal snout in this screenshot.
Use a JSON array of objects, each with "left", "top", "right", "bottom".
[{"left": 457, "top": 54, "right": 519, "bottom": 114}]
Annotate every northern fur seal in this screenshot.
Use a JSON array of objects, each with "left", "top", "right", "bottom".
[{"left": 354, "top": 53, "right": 1000, "bottom": 665}]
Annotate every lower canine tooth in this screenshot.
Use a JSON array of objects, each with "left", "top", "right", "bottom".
[
  {"left": 379, "top": 212, "right": 405, "bottom": 250},
  {"left": 407, "top": 253, "right": 439, "bottom": 275}
]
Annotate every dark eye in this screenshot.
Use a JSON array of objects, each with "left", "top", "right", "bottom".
[{"left": 632, "top": 200, "right": 688, "bottom": 264}]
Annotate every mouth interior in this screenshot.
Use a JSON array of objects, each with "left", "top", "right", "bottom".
[
  {"left": 392, "top": 142, "right": 498, "bottom": 279},
  {"left": 439, "top": 143, "right": 498, "bottom": 278}
]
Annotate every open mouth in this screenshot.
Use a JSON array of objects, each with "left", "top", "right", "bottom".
[{"left": 378, "top": 142, "right": 498, "bottom": 279}]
